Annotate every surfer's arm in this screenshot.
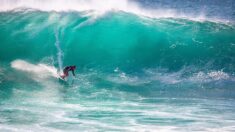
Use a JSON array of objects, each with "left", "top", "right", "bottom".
[{"left": 72, "top": 70, "right": 75, "bottom": 76}]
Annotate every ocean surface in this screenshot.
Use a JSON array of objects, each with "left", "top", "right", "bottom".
[{"left": 0, "top": 0, "right": 235, "bottom": 131}]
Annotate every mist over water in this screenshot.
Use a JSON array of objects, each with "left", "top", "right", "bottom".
[
  {"left": 54, "top": 30, "right": 64, "bottom": 72},
  {"left": 1, "top": 0, "right": 235, "bottom": 22},
  {"left": 0, "top": 0, "right": 235, "bottom": 131}
]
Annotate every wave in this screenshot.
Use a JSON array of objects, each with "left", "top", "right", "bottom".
[
  {"left": 0, "top": 0, "right": 232, "bottom": 23},
  {"left": 1, "top": 11, "right": 235, "bottom": 72},
  {"left": 0, "top": 10, "right": 235, "bottom": 94},
  {"left": 1, "top": 3, "right": 235, "bottom": 130}
]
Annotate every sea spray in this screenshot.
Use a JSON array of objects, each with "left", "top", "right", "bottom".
[{"left": 54, "top": 29, "right": 64, "bottom": 74}]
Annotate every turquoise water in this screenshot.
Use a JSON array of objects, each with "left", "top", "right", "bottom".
[{"left": 0, "top": 2, "right": 235, "bottom": 131}]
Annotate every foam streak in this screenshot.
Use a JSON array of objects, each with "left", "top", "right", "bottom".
[{"left": 54, "top": 30, "right": 63, "bottom": 73}]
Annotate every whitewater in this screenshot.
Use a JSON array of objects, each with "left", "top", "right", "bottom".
[{"left": 0, "top": 0, "right": 235, "bottom": 131}]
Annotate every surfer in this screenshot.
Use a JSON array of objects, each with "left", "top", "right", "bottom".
[{"left": 60, "top": 65, "right": 76, "bottom": 79}]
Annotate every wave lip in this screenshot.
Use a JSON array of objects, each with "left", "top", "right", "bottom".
[
  {"left": 0, "top": 0, "right": 231, "bottom": 23},
  {"left": 0, "top": 0, "right": 137, "bottom": 12}
]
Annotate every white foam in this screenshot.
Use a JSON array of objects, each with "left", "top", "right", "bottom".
[
  {"left": 191, "top": 70, "right": 230, "bottom": 82},
  {"left": 11, "top": 59, "right": 59, "bottom": 79},
  {"left": 143, "top": 68, "right": 233, "bottom": 85},
  {"left": 207, "top": 71, "right": 229, "bottom": 80},
  {"left": 144, "top": 68, "right": 182, "bottom": 84},
  {"left": 0, "top": 0, "right": 134, "bottom": 12},
  {"left": 0, "top": 0, "right": 224, "bottom": 23},
  {"left": 108, "top": 69, "right": 149, "bottom": 86}
]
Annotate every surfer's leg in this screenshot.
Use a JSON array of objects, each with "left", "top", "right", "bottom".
[
  {"left": 60, "top": 75, "right": 65, "bottom": 79},
  {"left": 61, "top": 72, "right": 68, "bottom": 79}
]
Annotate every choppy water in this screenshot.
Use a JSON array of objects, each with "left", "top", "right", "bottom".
[{"left": 0, "top": 0, "right": 235, "bottom": 131}]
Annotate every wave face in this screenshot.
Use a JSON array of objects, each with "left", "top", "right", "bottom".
[
  {"left": 1, "top": 11, "right": 235, "bottom": 71},
  {"left": 1, "top": 5, "right": 235, "bottom": 132}
]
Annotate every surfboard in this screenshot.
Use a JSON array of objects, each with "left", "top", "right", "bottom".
[
  {"left": 58, "top": 74, "right": 66, "bottom": 81},
  {"left": 58, "top": 76, "right": 65, "bottom": 81}
]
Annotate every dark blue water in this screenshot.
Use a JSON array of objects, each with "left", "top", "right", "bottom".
[{"left": 136, "top": 0, "right": 235, "bottom": 22}]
